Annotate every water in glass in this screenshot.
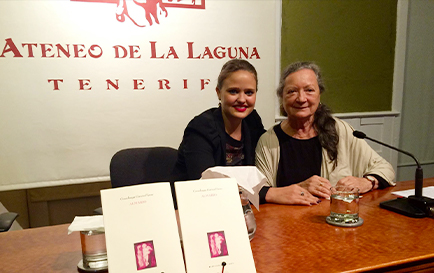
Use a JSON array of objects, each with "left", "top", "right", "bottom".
[
  {"left": 239, "top": 187, "right": 256, "bottom": 241},
  {"left": 80, "top": 230, "right": 108, "bottom": 269},
  {"left": 329, "top": 190, "right": 359, "bottom": 224}
]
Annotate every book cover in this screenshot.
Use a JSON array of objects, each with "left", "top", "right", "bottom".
[
  {"left": 101, "top": 182, "right": 185, "bottom": 273},
  {"left": 175, "top": 178, "right": 256, "bottom": 273}
]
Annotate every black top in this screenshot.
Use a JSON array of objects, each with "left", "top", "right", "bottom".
[
  {"left": 274, "top": 124, "right": 322, "bottom": 187},
  {"left": 225, "top": 133, "right": 245, "bottom": 166},
  {"left": 171, "top": 106, "right": 265, "bottom": 182},
  {"left": 259, "top": 123, "right": 390, "bottom": 204}
]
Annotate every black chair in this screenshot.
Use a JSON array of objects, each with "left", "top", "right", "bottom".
[
  {"left": 95, "top": 147, "right": 179, "bottom": 214},
  {"left": 0, "top": 212, "right": 19, "bottom": 232},
  {"left": 110, "top": 147, "right": 178, "bottom": 188}
]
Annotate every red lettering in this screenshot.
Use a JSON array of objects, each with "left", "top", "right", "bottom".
[
  {"left": 89, "top": 45, "right": 103, "bottom": 58},
  {"left": 74, "top": 44, "right": 87, "bottom": 58},
  {"left": 129, "top": 45, "right": 140, "bottom": 59},
  {"left": 56, "top": 44, "right": 70, "bottom": 58},
  {"left": 41, "top": 44, "right": 55, "bottom": 58},
  {"left": 0, "top": 38, "right": 23, "bottom": 57},
  {"left": 187, "top": 42, "right": 200, "bottom": 59},
  {"left": 239, "top": 47, "right": 249, "bottom": 59},
  {"left": 158, "top": 79, "right": 170, "bottom": 90},
  {"left": 113, "top": 45, "right": 127, "bottom": 58},
  {"left": 22, "top": 43, "right": 37, "bottom": 58},
  {"left": 79, "top": 79, "right": 92, "bottom": 90},
  {"left": 250, "top": 47, "right": 260, "bottom": 59},
  {"left": 150, "top": 41, "right": 164, "bottom": 59},
  {"left": 133, "top": 79, "right": 145, "bottom": 90},
  {"left": 201, "top": 47, "right": 213, "bottom": 59},
  {"left": 201, "top": 79, "right": 210, "bottom": 90},
  {"left": 2, "top": 41, "right": 104, "bottom": 58},
  {"left": 187, "top": 44, "right": 259, "bottom": 60},
  {"left": 48, "top": 79, "right": 63, "bottom": 90},
  {"left": 55, "top": 44, "right": 102, "bottom": 58},
  {"left": 214, "top": 46, "right": 225, "bottom": 59},
  {"left": 228, "top": 47, "right": 238, "bottom": 59},
  {"left": 47, "top": 78, "right": 216, "bottom": 91},
  {"left": 106, "top": 79, "right": 119, "bottom": 90},
  {"left": 166, "top": 46, "right": 179, "bottom": 59}
]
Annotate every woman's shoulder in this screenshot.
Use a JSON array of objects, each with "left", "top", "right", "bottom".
[
  {"left": 184, "top": 107, "right": 221, "bottom": 141},
  {"left": 258, "top": 125, "right": 278, "bottom": 144},
  {"left": 246, "top": 109, "right": 261, "bottom": 120},
  {"left": 332, "top": 117, "right": 356, "bottom": 134},
  {"left": 187, "top": 107, "right": 219, "bottom": 127},
  {"left": 244, "top": 109, "right": 265, "bottom": 133},
  {"left": 331, "top": 117, "right": 362, "bottom": 146}
]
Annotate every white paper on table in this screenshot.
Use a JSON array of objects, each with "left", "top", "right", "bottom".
[
  {"left": 201, "top": 166, "right": 266, "bottom": 210},
  {"left": 67, "top": 215, "right": 104, "bottom": 234},
  {"left": 392, "top": 186, "right": 434, "bottom": 198}
]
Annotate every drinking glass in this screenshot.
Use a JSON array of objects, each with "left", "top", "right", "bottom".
[
  {"left": 326, "top": 186, "right": 363, "bottom": 227},
  {"left": 78, "top": 230, "right": 108, "bottom": 272},
  {"left": 239, "top": 187, "right": 257, "bottom": 240}
]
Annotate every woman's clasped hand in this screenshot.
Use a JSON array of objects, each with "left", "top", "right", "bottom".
[{"left": 266, "top": 175, "right": 331, "bottom": 205}]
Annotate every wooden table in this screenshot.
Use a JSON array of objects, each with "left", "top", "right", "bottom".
[
  {"left": 0, "top": 178, "right": 433, "bottom": 273},
  {"left": 0, "top": 223, "right": 82, "bottom": 273},
  {"left": 251, "top": 178, "right": 434, "bottom": 273}
]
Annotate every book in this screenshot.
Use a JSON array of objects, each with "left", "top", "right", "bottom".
[
  {"left": 175, "top": 178, "right": 256, "bottom": 273},
  {"left": 101, "top": 182, "right": 185, "bottom": 273}
]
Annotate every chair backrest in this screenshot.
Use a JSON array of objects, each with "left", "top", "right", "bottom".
[
  {"left": 0, "top": 212, "right": 19, "bottom": 232},
  {"left": 109, "top": 147, "right": 178, "bottom": 188}
]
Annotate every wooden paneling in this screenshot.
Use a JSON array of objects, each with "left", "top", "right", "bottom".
[
  {"left": 0, "top": 189, "right": 29, "bottom": 228},
  {"left": 0, "top": 181, "right": 111, "bottom": 228}
]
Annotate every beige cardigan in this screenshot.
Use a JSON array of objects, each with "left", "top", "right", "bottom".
[{"left": 255, "top": 118, "right": 396, "bottom": 187}]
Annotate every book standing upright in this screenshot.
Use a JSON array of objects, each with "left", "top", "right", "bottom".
[
  {"left": 101, "top": 182, "right": 185, "bottom": 273},
  {"left": 175, "top": 178, "right": 256, "bottom": 273}
]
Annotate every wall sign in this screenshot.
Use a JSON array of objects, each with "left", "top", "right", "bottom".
[{"left": 0, "top": 0, "right": 277, "bottom": 190}]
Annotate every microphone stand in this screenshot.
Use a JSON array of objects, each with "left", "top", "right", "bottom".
[{"left": 353, "top": 131, "right": 434, "bottom": 218}]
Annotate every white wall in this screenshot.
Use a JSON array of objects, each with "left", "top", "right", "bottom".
[
  {"left": 397, "top": 0, "right": 434, "bottom": 181},
  {"left": 1, "top": 0, "right": 432, "bottom": 191},
  {"left": 0, "top": 0, "right": 279, "bottom": 190}
]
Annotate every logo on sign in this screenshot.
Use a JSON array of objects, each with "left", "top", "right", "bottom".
[{"left": 71, "top": 0, "right": 205, "bottom": 27}]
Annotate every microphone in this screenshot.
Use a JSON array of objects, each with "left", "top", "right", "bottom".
[
  {"left": 353, "top": 130, "right": 423, "bottom": 197},
  {"left": 353, "top": 130, "right": 434, "bottom": 218}
]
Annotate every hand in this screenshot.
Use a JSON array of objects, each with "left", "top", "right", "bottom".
[
  {"left": 335, "top": 176, "right": 372, "bottom": 193},
  {"left": 298, "top": 175, "right": 332, "bottom": 199},
  {"left": 265, "top": 184, "right": 320, "bottom": 206}
]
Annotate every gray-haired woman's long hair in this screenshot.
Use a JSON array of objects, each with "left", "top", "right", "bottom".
[{"left": 277, "top": 61, "right": 338, "bottom": 167}]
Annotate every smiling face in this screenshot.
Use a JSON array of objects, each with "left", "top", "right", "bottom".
[
  {"left": 282, "top": 68, "right": 321, "bottom": 122},
  {"left": 216, "top": 70, "right": 257, "bottom": 124}
]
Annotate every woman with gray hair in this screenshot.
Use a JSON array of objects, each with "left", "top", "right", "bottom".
[{"left": 255, "top": 61, "right": 395, "bottom": 205}]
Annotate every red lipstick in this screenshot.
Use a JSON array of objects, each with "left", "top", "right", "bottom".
[{"left": 234, "top": 106, "right": 247, "bottom": 112}]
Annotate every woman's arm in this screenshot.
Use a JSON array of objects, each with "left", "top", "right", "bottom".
[
  {"left": 334, "top": 119, "right": 396, "bottom": 191},
  {"left": 255, "top": 129, "right": 280, "bottom": 188}
]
